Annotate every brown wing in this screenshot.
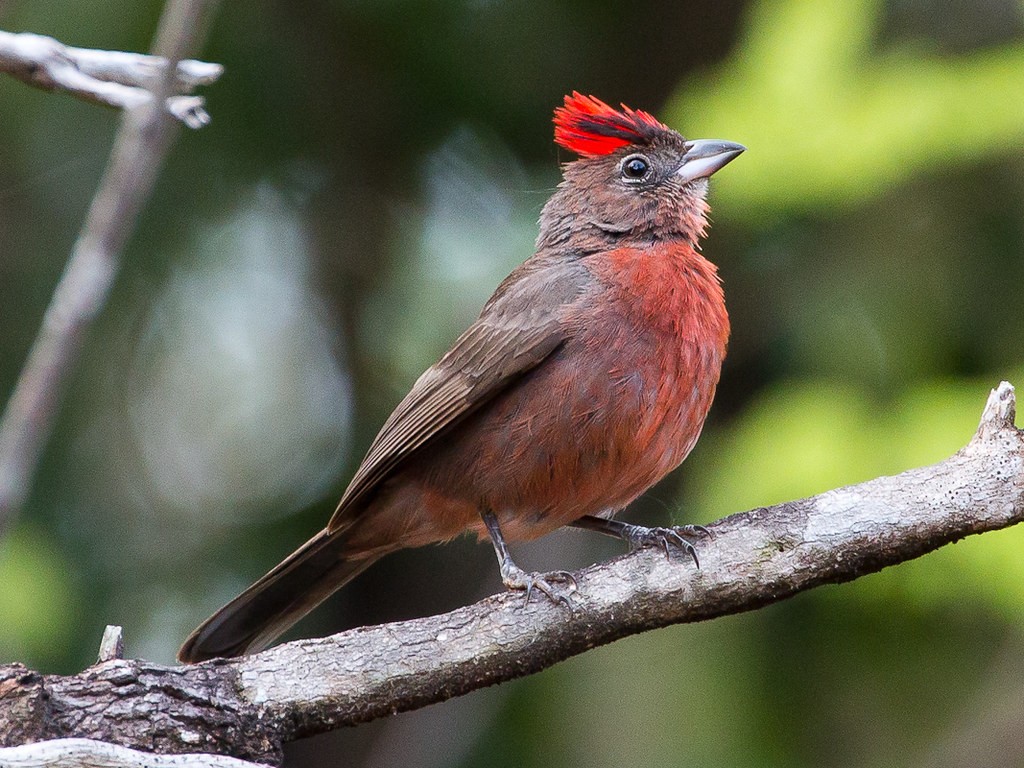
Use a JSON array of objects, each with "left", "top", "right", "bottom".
[{"left": 327, "top": 257, "right": 590, "bottom": 533}]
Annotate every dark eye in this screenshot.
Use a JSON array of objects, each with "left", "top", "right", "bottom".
[{"left": 621, "top": 154, "right": 651, "bottom": 181}]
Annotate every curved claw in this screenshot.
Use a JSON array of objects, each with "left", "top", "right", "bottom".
[
  {"left": 483, "top": 510, "right": 578, "bottom": 608},
  {"left": 623, "top": 524, "right": 711, "bottom": 568},
  {"left": 502, "top": 564, "right": 577, "bottom": 608}
]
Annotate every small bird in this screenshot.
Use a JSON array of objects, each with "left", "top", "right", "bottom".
[{"left": 178, "top": 93, "right": 744, "bottom": 663}]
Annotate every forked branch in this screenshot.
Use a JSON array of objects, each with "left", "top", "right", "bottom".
[{"left": 0, "top": 29, "right": 222, "bottom": 127}]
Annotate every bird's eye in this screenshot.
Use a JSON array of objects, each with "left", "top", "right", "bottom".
[{"left": 621, "top": 154, "right": 651, "bottom": 181}]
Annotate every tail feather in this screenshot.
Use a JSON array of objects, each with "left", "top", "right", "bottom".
[{"left": 178, "top": 528, "right": 378, "bottom": 663}]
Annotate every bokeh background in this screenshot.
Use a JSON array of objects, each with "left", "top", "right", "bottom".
[{"left": 2, "top": 0, "right": 1024, "bottom": 765}]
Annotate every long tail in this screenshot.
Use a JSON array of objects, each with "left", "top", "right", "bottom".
[{"left": 178, "top": 528, "right": 379, "bottom": 663}]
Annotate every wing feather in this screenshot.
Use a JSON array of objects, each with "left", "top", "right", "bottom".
[{"left": 327, "top": 258, "right": 589, "bottom": 533}]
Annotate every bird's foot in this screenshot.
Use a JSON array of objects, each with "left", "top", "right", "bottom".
[
  {"left": 618, "top": 523, "right": 711, "bottom": 568},
  {"left": 500, "top": 562, "right": 578, "bottom": 608}
]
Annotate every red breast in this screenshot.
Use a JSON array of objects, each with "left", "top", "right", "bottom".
[{"left": 368, "top": 241, "right": 728, "bottom": 545}]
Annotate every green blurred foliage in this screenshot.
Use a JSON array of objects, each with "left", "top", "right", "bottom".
[
  {"left": 671, "top": 0, "right": 1024, "bottom": 218},
  {"left": 0, "top": 524, "right": 78, "bottom": 666},
  {"left": 1, "top": 0, "right": 1023, "bottom": 766}
]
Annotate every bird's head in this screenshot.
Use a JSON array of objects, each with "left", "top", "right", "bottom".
[{"left": 537, "top": 92, "right": 744, "bottom": 251}]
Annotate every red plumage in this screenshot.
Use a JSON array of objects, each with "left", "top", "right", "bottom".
[
  {"left": 554, "top": 91, "right": 671, "bottom": 157},
  {"left": 179, "top": 94, "right": 744, "bottom": 663}
]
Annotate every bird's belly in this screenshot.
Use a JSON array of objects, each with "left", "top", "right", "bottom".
[{"left": 401, "top": 337, "right": 720, "bottom": 543}]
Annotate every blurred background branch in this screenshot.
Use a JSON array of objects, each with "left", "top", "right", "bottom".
[
  {"left": 0, "top": 29, "right": 222, "bottom": 128},
  {"left": 1, "top": 381, "right": 1021, "bottom": 765},
  {"left": 0, "top": 0, "right": 220, "bottom": 535}
]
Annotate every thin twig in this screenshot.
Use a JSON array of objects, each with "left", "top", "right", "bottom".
[
  {"left": 0, "top": 0, "right": 221, "bottom": 534},
  {"left": 0, "top": 29, "right": 222, "bottom": 127},
  {"left": 0, "top": 383, "right": 1020, "bottom": 766},
  {"left": 95, "top": 625, "right": 125, "bottom": 664}
]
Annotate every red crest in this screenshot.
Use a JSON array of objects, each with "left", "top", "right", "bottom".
[{"left": 553, "top": 92, "right": 671, "bottom": 157}]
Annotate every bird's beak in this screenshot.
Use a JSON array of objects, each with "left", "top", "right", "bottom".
[{"left": 676, "top": 139, "right": 746, "bottom": 184}]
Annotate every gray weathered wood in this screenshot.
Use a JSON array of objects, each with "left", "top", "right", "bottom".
[
  {"left": 0, "top": 738, "right": 270, "bottom": 768},
  {"left": 0, "top": 29, "right": 222, "bottom": 126}
]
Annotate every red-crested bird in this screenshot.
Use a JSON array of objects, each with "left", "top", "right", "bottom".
[{"left": 178, "top": 93, "right": 744, "bottom": 663}]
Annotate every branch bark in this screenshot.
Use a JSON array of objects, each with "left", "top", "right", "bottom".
[
  {"left": 0, "top": 0, "right": 221, "bottom": 533},
  {"left": 0, "top": 738, "right": 271, "bottom": 768},
  {"left": 0, "top": 29, "right": 222, "bottom": 127},
  {"left": 0, "top": 382, "right": 1021, "bottom": 766}
]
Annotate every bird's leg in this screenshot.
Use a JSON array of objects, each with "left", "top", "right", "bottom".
[
  {"left": 481, "top": 510, "right": 577, "bottom": 607},
  {"left": 571, "top": 514, "right": 710, "bottom": 568}
]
